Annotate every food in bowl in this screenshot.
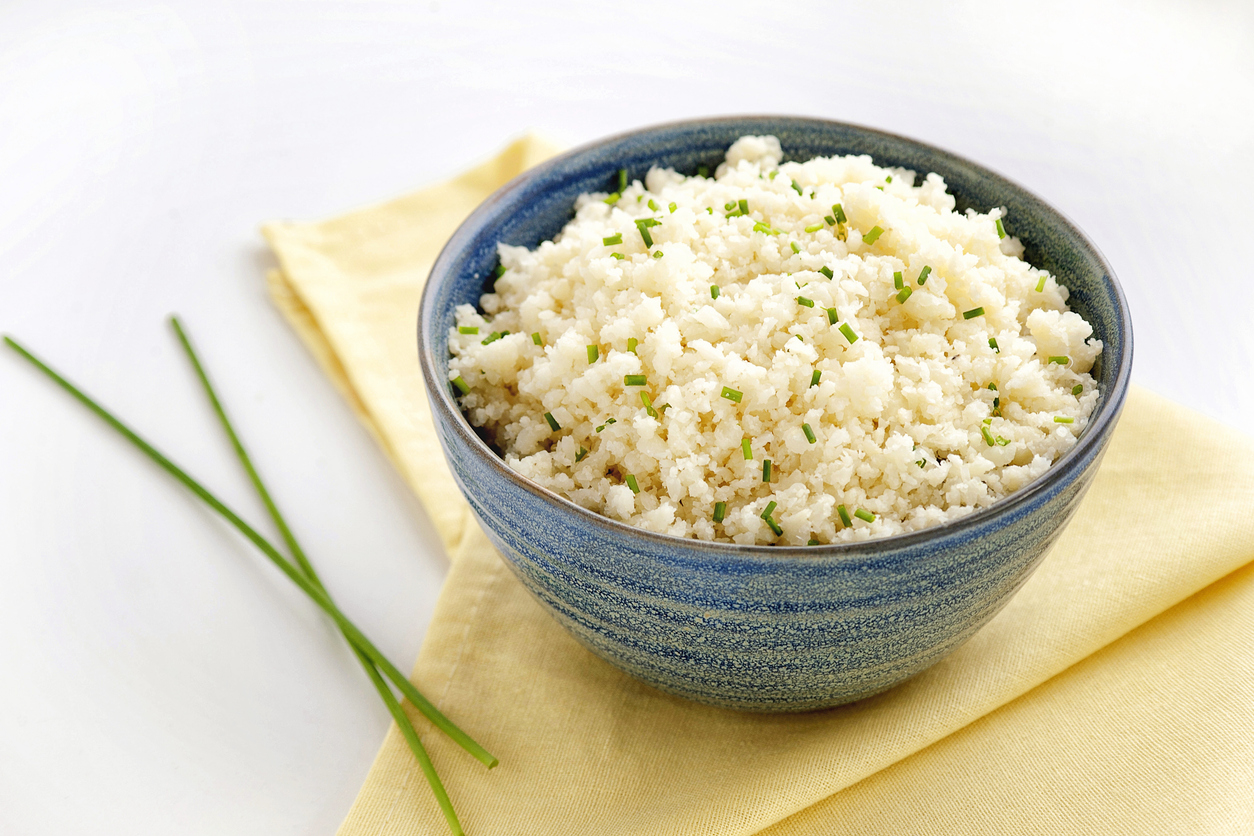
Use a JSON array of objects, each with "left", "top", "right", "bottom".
[{"left": 447, "top": 136, "right": 1102, "bottom": 546}]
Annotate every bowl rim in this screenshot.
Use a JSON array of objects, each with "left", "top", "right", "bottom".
[{"left": 419, "top": 114, "right": 1133, "bottom": 563}]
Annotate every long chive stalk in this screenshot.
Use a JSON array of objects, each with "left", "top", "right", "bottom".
[
  {"left": 3, "top": 335, "right": 497, "bottom": 774},
  {"left": 169, "top": 318, "right": 473, "bottom": 831}
]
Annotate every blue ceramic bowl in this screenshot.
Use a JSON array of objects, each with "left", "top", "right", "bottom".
[{"left": 418, "top": 116, "right": 1133, "bottom": 712}]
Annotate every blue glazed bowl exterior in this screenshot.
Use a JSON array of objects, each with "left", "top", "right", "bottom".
[{"left": 419, "top": 117, "right": 1133, "bottom": 712}]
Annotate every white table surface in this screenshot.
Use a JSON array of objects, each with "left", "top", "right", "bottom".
[{"left": 2, "top": 1, "right": 1251, "bottom": 833}]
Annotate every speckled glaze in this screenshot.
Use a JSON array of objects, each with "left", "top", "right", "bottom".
[{"left": 418, "top": 117, "right": 1133, "bottom": 712}]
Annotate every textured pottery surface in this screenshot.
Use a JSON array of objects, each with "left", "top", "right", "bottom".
[{"left": 419, "top": 117, "right": 1133, "bottom": 712}]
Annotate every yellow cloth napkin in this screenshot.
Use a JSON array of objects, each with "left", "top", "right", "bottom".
[{"left": 262, "top": 135, "right": 1254, "bottom": 835}]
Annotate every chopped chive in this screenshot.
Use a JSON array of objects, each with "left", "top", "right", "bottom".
[
  {"left": 790, "top": 241, "right": 801, "bottom": 254},
  {"left": 640, "top": 391, "right": 656, "bottom": 417},
  {"left": 480, "top": 331, "right": 502, "bottom": 345},
  {"left": 762, "top": 459, "right": 772, "bottom": 482},
  {"left": 765, "top": 517, "right": 783, "bottom": 536},
  {"left": 604, "top": 192, "right": 621, "bottom": 205},
  {"left": 761, "top": 501, "right": 778, "bottom": 520},
  {"left": 738, "top": 199, "right": 749, "bottom": 215},
  {"left": 648, "top": 198, "right": 658, "bottom": 211},
  {"left": 861, "top": 226, "right": 884, "bottom": 245},
  {"left": 983, "top": 417, "right": 993, "bottom": 426},
  {"left": 824, "top": 214, "right": 836, "bottom": 226},
  {"left": 721, "top": 386, "right": 743, "bottom": 403},
  {"left": 596, "top": 424, "right": 605, "bottom": 433},
  {"left": 618, "top": 168, "right": 628, "bottom": 192},
  {"left": 1054, "top": 416, "right": 1075, "bottom": 424},
  {"left": 993, "top": 397, "right": 1001, "bottom": 411},
  {"left": 575, "top": 446, "right": 588, "bottom": 463},
  {"left": 610, "top": 252, "right": 625, "bottom": 260},
  {"left": 896, "top": 287, "right": 913, "bottom": 304},
  {"left": 995, "top": 218, "right": 1007, "bottom": 239},
  {"left": 626, "top": 338, "right": 638, "bottom": 354},
  {"left": 917, "top": 265, "right": 932, "bottom": 285},
  {"left": 668, "top": 201, "right": 677, "bottom": 213},
  {"left": 697, "top": 165, "right": 709, "bottom": 178},
  {"left": 963, "top": 307, "right": 985, "bottom": 320},
  {"left": 607, "top": 417, "right": 616, "bottom": 424},
  {"left": 819, "top": 266, "right": 834, "bottom": 279},
  {"left": 988, "top": 382, "right": 998, "bottom": 391},
  {"left": 826, "top": 307, "right": 838, "bottom": 325},
  {"left": 1048, "top": 355, "right": 1069, "bottom": 365},
  {"left": 653, "top": 250, "right": 663, "bottom": 259},
  {"left": 603, "top": 233, "right": 622, "bottom": 245},
  {"left": 1072, "top": 384, "right": 1084, "bottom": 396},
  {"left": 854, "top": 508, "right": 875, "bottom": 523},
  {"left": 637, "top": 194, "right": 644, "bottom": 202},
  {"left": 885, "top": 175, "right": 893, "bottom": 183},
  {"left": 494, "top": 264, "right": 506, "bottom": 278},
  {"left": 710, "top": 285, "right": 720, "bottom": 300},
  {"left": 989, "top": 337, "right": 1000, "bottom": 353},
  {"left": 917, "top": 459, "right": 926, "bottom": 468},
  {"left": 797, "top": 296, "right": 814, "bottom": 308},
  {"left": 839, "top": 323, "right": 859, "bottom": 344},
  {"left": 458, "top": 326, "right": 479, "bottom": 335},
  {"left": 795, "top": 334, "right": 804, "bottom": 342},
  {"left": 790, "top": 180, "right": 803, "bottom": 195},
  {"left": 808, "top": 539, "right": 820, "bottom": 546},
  {"left": 894, "top": 271, "right": 904, "bottom": 290},
  {"left": 832, "top": 204, "right": 847, "bottom": 224},
  {"left": 451, "top": 375, "right": 470, "bottom": 395},
  {"left": 587, "top": 345, "right": 599, "bottom": 364},
  {"left": 544, "top": 412, "right": 561, "bottom": 432},
  {"left": 713, "top": 501, "right": 727, "bottom": 523},
  {"left": 810, "top": 369, "right": 821, "bottom": 388},
  {"left": 981, "top": 425, "right": 995, "bottom": 447},
  {"left": 1035, "top": 275, "right": 1047, "bottom": 292},
  {"left": 724, "top": 201, "right": 736, "bottom": 211},
  {"left": 706, "top": 207, "right": 713, "bottom": 215},
  {"left": 802, "top": 423, "right": 817, "bottom": 444},
  {"left": 625, "top": 474, "right": 640, "bottom": 494},
  {"left": 996, "top": 436, "right": 1011, "bottom": 446},
  {"left": 741, "top": 438, "right": 753, "bottom": 459},
  {"left": 624, "top": 374, "right": 647, "bottom": 386},
  {"left": 805, "top": 223, "right": 824, "bottom": 233},
  {"left": 531, "top": 332, "right": 542, "bottom": 346},
  {"left": 837, "top": 504, "right": 853, "bottom": 527},
  {"left": 634, "top": 218, "right": 660, "bottom": 247}
]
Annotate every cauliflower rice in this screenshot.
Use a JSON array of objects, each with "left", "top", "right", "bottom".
[{"left": 448, "top": 136, "right": 1102, "bottom": 545}]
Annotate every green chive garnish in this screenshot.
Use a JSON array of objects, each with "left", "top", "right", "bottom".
[
  {"left": 653, "top": 250, "right": 663, "bottom": 259},
  {"left": 802, "top": 423, "right": 816, "bottom": 444},
  {"left": 996, "top": 436, "right": 1011, "bottom": 446},
  {"left": 451, "top": 375, "right": 470, "bottom": 395},
  {"left": 854, "top": 508, "right": 875, "bottom": 523},
  {"left": 604, "top": 193, "right": 621, "bottom": 205},
  {"left": 1035, "top": 275, "right": 1047, "bottom": 292},
  {"left": 894, "top": 271, "right": 903, "bottom": 290},
  {"left": 808, "top": 539, "right": 820, "bottom": 546},
  {"left": 963, "top": 307, "right": 985, "bottom": 320},
  {"left": 635, "top": 218, "right": 660, "bottom": 247},
  {"left": 797, "top": 296, "right": 814, "bottom": 308},
  {"left": 618, "top": 168, "right": 628, "bottom": 192},
  {"left": 668, "top": 201, "right": 677, "bottom": 213},
  {"left": 626, "top": 474, "right": 640, "bottom": 494},
  {"left": 738, "top": 199, "right": 749, "bottom": 215},
  {"left": 494, "top": 264, "right": 506, "bottom": 278},
  {"left": 603, "top": 233, "right": 622, "bottom": 245},
  {"left": 587, "top": 345, "right": 599, "bottom": 364},
  {"left": 824, "top": 215, "right": 836, "bottom": 226},
  {"left": 1072, "top": 384, "right": 1084, "bottom": 396},
  {"left": 1054, "top": 416, "right": 1075, "bottom": 424},
  {"left": 988, "top": 382, "right": 998, "bottom": 391},
  {"left": 839, "top": 323, "right": 859, "bottom": 344},
  {"left": 805, "top": 223, "right": 824, "bottom": 233},
  {"left": 995, "top": 218, "right": 1007, "bottom": 239},
  {"left": 640, "top": 391, "right": 656, "bottom": 417},
  {"left": 627, "top": 337, "right": 638, "bottom": 353},
  {"left": 896, "top": 287, "right": 913, "bottom": 304},
  {"left": 790, "top": 180, "right": 802, "bottom": 195},
  {"left": 710, "top": 285, "right": 720, "bottom": 299},
  {"left": 832, "top": 204, "right": 847, "bottom": 224},
  {"left": 810, "top": 369, "right": 821, "bottom": 387},
  {"left": 725, "top": 201, "right": 736, "bottom": 211},
  {"left": 713, "top": 501, "right": 727, "bottom": 523},
  {"left": 611, "top": 252, "right": 625, "bottom": 260},
  {"left": 819, "top": 266, "right": 834, "bottom": 279},
  {"left": 624, "top": 374, "right": 646, "bottom": 386},
  {"left": 1048, "top": 356, "right": 1069, "bottom": 365},
  {"left": 544, "top": 412, "right": 561, "bottom": 432},
  {"left": 762, "top": 459, "right": 772, "bottom": 482},
  {"left": 885, "top": 175, "right": 893, "bottom": 183},
  {"left": 765, "top": 517, "right": 783, "bottom": 536},
  {"left": 761, "top": 500, "right": 778, "bottom": 520},
  {"left": 827, "top": 307, "right": 838, "bottom": 325},
  {"left": 981, "top": 425, "right": 995, "bottom": 447},
  {"left": 575, "top": 446, "right": 588, "bottom": 463},
  {"left": 721, "top": 386, "right": 743, "bottom": 403},
  {"left": 458, "top": 326, "right": 479, "bottom": 335},
  {"left": 790, "top": 241, "right": 801, "bottom": 254},
  {"left": 697, "top": 165, "right": 709, "bottom": 178},
  {"left": 989, "top": 337, "right": 1000, "bottom": 353},
  {"left": 837, "top": 504, "right": 852, "bottom": 527},
  {"left": 862, "top": 226, "right": 883, "bottom": 245},
  {"left": 531, "top": 332, "right": 542, "bottom": 346},
  {"left": 648, "top": 198, "right": 658, "bottom": 211},
  {"left": 917, "top": 265, "right": 931, "bottom": 285}
]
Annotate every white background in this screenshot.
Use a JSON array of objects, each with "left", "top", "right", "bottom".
[{"left": 1, "top": 1, "right": 1251, "bottom": 833}]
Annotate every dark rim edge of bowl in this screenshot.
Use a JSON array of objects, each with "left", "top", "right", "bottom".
[{"left": 418, "top": 115, "right": 1134, "bottom": 565}]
